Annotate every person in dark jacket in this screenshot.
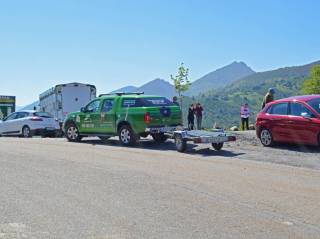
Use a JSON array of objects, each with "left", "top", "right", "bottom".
[
  {"left": 262, "top": 88, "right": 275, "bottom": 109},
  {"left": 172, "top": 96, "right": 179, "bottom": 106},
  {"left": 195, "top": 103, "right": 203, "bottom": 130},
  {"left": 187, "top": 104, "right": 195, "bottom": 130}
]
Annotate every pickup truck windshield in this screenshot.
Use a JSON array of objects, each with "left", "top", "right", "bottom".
[
  {"left": 122, "top": 97, "right": 174, "bottom": 107},
  {"left": 307, "top": 98, "right": 320, "bottom": 114}
]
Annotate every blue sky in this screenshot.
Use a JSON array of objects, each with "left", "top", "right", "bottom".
[{"left": 0, "top": 0, "right": 319, "bottom": 105}]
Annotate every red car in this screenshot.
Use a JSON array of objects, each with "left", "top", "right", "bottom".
[{"left": 256, "top": 95, "right": 320, "bottom": 147}]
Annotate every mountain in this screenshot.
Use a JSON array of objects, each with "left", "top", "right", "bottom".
[
  {"left": 184, "top": 60, "right": 320, "bottom": 128},
  {"left": 111, "top": 85, "right": 138, "bottom": 93},
  {"left": 137, "top": 79, "right": 175, "bottom": 99},
  {"left": 112, "top": 79, "right": 176, "bottom": 99},
  {"left": 19, "top": 101, "right": 39, "bottom": 111},
  {"left": 187, "top": 61, "right": 255, "bottom": 96}
]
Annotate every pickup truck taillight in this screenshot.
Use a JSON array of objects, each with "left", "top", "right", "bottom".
[
  {"left": 30, "top": 117, "right": 43, "bottom": 121},
  {"left": 144, "top": 112, "right": 150, "bottom": 124}
]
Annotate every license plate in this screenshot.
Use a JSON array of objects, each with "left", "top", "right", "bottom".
[
  {"left": 46, "top": 127, "right": 55, "bottom": 131},
  {"left": 201, "top": 136, "right": 228, "bottom": 143},
  {"left": 211, "top": 136, "right": 228, "bottom": 143}
]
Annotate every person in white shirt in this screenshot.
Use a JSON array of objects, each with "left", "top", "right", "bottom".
[{"left": 240, "top": 103, "right": 250, "bottom": 130}]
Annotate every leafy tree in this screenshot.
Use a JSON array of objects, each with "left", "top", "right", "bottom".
[
  {"left": 171, "top": 63, "right": 191, "bottom": 108},
  {"left": 301, "top": 65, "right": 320, "bottom": 94}
]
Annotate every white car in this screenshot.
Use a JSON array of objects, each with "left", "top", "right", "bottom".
[{"left": 0, "top": 111, "right": 60, "bottom": 138}]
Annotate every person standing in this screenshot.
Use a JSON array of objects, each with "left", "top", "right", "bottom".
[
  {"left": 187, "top": 104, "right": 195, "bottom": 130},
  {"left": 262, "top": 88, "right": 275, "bottom": 109},
  {"left": 240, "top": 103, "right": 250, "bottom": 131},
  {"left": 195, "top": 103, "right": 203, "bottom": 130},
  {"left": 172, "top": 96, "right": 179, "bottom": 106}
]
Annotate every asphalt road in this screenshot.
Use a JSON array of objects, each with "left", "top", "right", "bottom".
[{"left": 0, "top": 136, "right": 320, "bottom": 239}]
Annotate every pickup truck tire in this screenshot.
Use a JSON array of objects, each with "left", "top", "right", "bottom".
[
  {"left": 175, "top": 134, "right": 187, "bottom": 152},
  {"left": 65, "top": 123, "right": 82, "bottom": 142},
  {"left": 151, "top": 133, "right": 168, "bottom": 143},
  {"left": 212, "top": 143, "right": 224, "bottom": 151},
  {"left": 119, "top": 125, "right": 137, "bottom": 146}
]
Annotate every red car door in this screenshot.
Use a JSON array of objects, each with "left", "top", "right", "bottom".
[
  {"left": 267, "top": 102, "right": 290, "bottom": 142},
  {"left": 288, "top": 102, "right": 319, "bottom": 145}
]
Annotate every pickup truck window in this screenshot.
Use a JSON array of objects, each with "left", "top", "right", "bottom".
[
  {"left": 122, "top": 97, "right": 174, "bottom": 108},
  {"left": 143, "top": 97, "right": 174, "bottom": 106},
  {"left": 122, "top": 98, "right": 142, "bottom": 108},
  {"left": 101, "top": 99, "right": 114, "bottom": 112},
  {"left": 86, "top": 100, "right": 100, "bottom": 113}
]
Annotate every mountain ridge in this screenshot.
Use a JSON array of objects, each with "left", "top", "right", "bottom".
[{"left": 186, "top": 61, "right": 255, "bottom": 96}]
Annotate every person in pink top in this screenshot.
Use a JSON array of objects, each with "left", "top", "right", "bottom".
[{"left": 240, "top": 103, "right": 250, "bottom": 130}]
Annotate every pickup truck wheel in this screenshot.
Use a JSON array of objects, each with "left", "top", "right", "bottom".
[
  {"left": 151, "top": 133, "right": 168, "bottom": 143},
  {"left": 119, "top": 125, "right": 137, "bottom": 146},
  {"left": 175, "top": 134, "right": 187, "bottom": 152},
  {"left": 260, "top": 128, "right": 274, "bottom": 147},
  {"left": 212, "top": 143, "right": 224, "bottom": 151},
  {"left": 99, "top": 136, "right": 110, "bottom": 142},
  {"left": 66, "top": 123, "right": 81, "bottom": 142},
  {"left": 22, "top": 126, "right": 32, "bottom": 138}
]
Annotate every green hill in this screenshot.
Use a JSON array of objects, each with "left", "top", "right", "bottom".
[{"left": 183, "top": 60, "right": 320, "bottom": 128}]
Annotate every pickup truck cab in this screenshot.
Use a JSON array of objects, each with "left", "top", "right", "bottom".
[{"left": 63, "top": 93, "right": 182, "bottom": 145}]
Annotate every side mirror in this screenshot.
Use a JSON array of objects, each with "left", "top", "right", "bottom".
[
  {"left": 301, "top": 112, "right": 311, "bottom": 119},
  {"left": 80, "top": 107, "right": 86, "bottom": 113}
]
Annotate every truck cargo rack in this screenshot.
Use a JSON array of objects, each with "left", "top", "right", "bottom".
[{"left": 99, "top": 92, "right": 144, "bottom": 97}]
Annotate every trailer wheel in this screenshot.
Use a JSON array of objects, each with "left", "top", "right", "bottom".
[
  {"left": 175, "top": 134, "right": 187, "bottom": 152},
  {"left": 212, "top": 143, "right": 224, "bottom": 151}
]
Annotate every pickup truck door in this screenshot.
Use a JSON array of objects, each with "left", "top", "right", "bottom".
[
  {"left": 99, "top": 98, "right": 116, "bottom": 133},
  {"left": 80, "top": 99, "right": 101, "bottom": 134}
]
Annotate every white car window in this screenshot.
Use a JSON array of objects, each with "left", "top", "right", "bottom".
[
  {"left": 5, "top": 113, "right": 18, "bottom": 121},
  {"left": 17, "top": 112, "right": 30, "bottom": 119}
]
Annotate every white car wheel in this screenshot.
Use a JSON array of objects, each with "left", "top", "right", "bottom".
[{"left": 22, "top": 126, "right": 31, "bottom": 138}]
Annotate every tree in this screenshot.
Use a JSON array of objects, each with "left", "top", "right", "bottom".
[
  {"left": 301, "top": 65, "right": 320, "bottom": 94},
  {"left": 170, "top": 63, "right": 191, "bottom": 108}
]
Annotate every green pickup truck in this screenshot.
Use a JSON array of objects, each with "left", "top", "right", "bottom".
[{"left": 63, "top": 93, "right": 182, "bottom": 145}]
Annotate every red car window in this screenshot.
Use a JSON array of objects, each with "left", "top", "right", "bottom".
[
  {"left": 268, "top": 103, "right": 288, "bottom": 115},
  {"left": 290, "top": 103, "right": 314, "bottom": 117}
]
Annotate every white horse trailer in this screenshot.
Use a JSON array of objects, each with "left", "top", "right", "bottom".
[{"left": 39, "top": 83, "right": 96, "bottom": 123}]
